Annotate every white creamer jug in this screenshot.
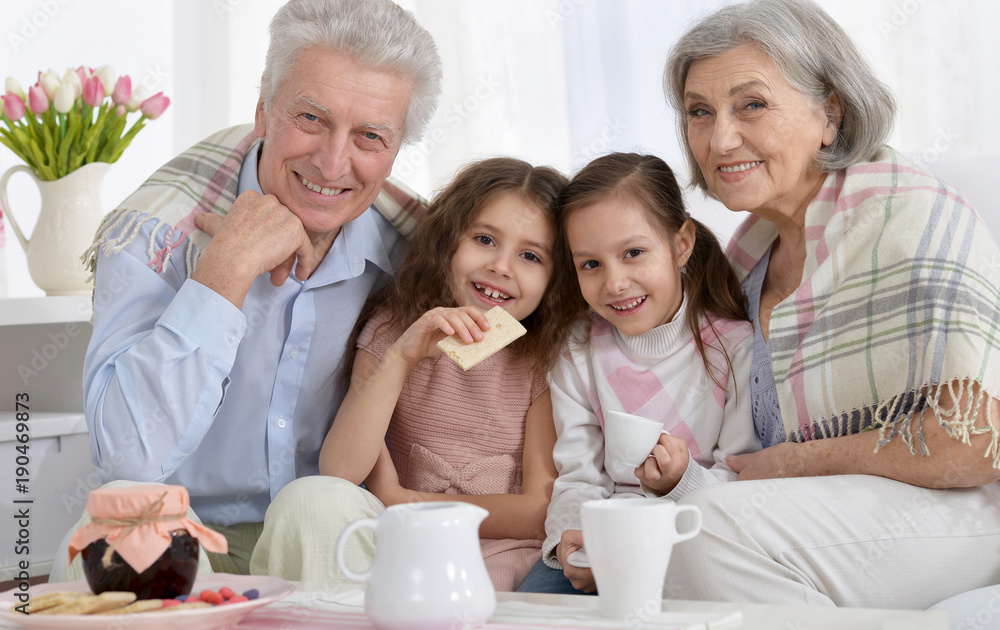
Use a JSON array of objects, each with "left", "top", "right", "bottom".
[{"left": 335, "top": 502, "right": 496, "bottom": 630}]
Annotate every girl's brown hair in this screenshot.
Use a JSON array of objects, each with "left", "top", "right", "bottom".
[
  {"left": 346, "top": 157, "right": 574, "bottom": 381},
  {"left": 557, "top": 152, "right": 748, "bottom": 386}
]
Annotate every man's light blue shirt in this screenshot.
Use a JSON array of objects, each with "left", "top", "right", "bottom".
[{"left": 83, "top": 140, "right": 406, "bottom": 523}]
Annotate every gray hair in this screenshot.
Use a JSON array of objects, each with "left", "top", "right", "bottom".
[
  {"left": 261, "top": 0, "right": 442, "bottom": 144},
  {"left": 663, "top": 0, "right": 896, "bottom": 194}
]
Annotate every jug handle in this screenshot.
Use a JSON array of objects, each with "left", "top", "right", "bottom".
[
  {"left": 0, "top": 164, "right": 37, "bottom": 251},
  {"left": 674, "top": 505, "right": 703, "bottom": 543},
  {"left": 335, "top": 517, "right": 378, "bottom": 583}
]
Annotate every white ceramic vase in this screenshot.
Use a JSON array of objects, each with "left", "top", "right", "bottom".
[{"left": 0, "top": 162, "right": 109, "bottom": 296}]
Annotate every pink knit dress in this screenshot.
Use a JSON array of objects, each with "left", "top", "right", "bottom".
[{"left": 358, "top": 310, "right": 548, "bottom": 591}]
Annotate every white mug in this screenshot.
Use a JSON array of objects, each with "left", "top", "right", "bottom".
[
  {"left": 581, "top": 498, "right": 702, "bottom": 619},
  {"left": 604, "top": 410, "right": 665, "bottom": 468}
]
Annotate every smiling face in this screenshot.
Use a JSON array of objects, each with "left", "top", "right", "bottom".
[
  {"left": 449, "top": 192, "right": 556, "bottom": 323},
  {"left": 254, "top": 47, "right": 413, "bottom": 244},
  {"left": 566, "top": 198, "right": 694, "bottom": 337},
  {"left": 683, "top": 45, "right": 839, "bottom": 223}
]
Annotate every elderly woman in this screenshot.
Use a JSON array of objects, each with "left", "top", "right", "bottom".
[{"left": 663, "top": 0, "right": 1000, "bottom": 610}]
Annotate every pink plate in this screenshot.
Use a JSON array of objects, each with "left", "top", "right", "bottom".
[{"left": 0, "top": 573, "right": 294, "bottom": 630}]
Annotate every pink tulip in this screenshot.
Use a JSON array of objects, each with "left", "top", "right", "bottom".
[
  {"left": 2, "top": 91, "right": 26, "bottom": 121},
  {"left": 111, "top": 75, "right": 131, "bottom": 105},
  {"left": 75, "top": 66, "right": 91, "bottom": 87},
  {"left": 28, "top": 83, "right": 48, "bottom": 114},
  {"left": 140, "top": 92, "right": 170, "bottom": 119},
  {"left": 82, "top": 76, "right": 104, "bottom": 107}
]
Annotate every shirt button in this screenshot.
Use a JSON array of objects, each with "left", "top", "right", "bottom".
[
  {"left": 289, "top": 347, "right": 299, "bottom": 359},
  {"left": 277, "top": 417, "right": 287, "bottom": 428},
  {"left": 227, "top": 333, "right": 237, "bottom": 344}
]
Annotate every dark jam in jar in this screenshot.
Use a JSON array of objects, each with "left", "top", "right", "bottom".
[{"left": 81, "top": 529, "right": 199, "bottom": 600}]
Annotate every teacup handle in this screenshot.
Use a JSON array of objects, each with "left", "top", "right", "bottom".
[
  {"left": 673, "top": 505, "right": 702, "bottom": 543},
  {"left": 0, "top": 164, "right": 37, "bottom": 251},
  {"left": 335, "top": 517, "right": 378, "bottom": 583}
]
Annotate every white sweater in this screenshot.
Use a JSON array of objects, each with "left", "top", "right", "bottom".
[{"left": 542, "top": 298, "right": 760, "bottom": 567}]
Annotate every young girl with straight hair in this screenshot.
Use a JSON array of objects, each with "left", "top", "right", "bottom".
[
  {"left": 320, "top": 157, "right": 576, "bottom": 591},
  {"left": 520, "top": 152, "right": 761, "bottom": 594}
]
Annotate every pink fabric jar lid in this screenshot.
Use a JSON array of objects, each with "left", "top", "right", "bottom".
[{"left": 67, "top": 485, "right": 228, "bottom": 574}]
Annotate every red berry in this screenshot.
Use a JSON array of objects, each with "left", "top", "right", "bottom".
[
  {"left": 200, "top": 590, "right": 224, "bottom": 605},
  {"left": 161, "top": 599, "right": 181, "bottom": 608},
  {"left": 226, "top": 595, "right": 249, "bottom": 604},
  {"left": 219, "top": 587, "right": 236, "bottom": 600}
]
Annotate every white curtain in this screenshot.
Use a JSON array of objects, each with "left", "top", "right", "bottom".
[
  {"left": 397, "top": 0, "right": 1000, "bottom": 242},
  {"left": 2, "top": 1, "right": 997, "bottom": 296}
]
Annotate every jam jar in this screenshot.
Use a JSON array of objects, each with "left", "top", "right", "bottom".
[
  {"left": 81, "top": 528, "right": 199, "bottom": 599},
  {"left": 67, "top": 485, "right": 228, "bottom": 600}
]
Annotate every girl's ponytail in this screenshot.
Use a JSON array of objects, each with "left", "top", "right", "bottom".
[{"left": 682, "top": 218, "right": 749, "bottom": 389}]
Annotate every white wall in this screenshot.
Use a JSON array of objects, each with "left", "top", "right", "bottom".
[{"left": 1, "top": 0, "right": 997, "bottom": 298}]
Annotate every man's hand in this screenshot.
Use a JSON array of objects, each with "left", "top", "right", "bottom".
[
  {"left": 193, "top": 190, "right": 316, "bottom": 308},
  {"left": 555, "top": 530, "right": 596, "bottom": 593}
]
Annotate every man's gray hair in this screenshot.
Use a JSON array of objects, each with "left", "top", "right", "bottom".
[
  {"left": 663, "top": 0, "right": 896, "bottom": 194},
  {"left": 261, "top": 0, "right": 442, "bottom": 144}
]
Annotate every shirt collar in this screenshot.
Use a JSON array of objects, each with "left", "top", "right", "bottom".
[
  {"left": 237, "top": 140, "right": 395, "bottom": 285},
  {"left": 237, "top": 139, "right": 264, "bottom": 196}
]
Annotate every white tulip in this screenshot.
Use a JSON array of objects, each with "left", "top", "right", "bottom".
[
  {"left": 54, "top": 83, "right": 76, "bottom": 114},
  {"left": 61, "top": 69, "right": 82, "bottom": 98},
  {"left": 94, "top": 65, "right": 115, "bottom": 96},
  {"left": 5, "top": 77, "right": 25, "bottom": 100},
  {"left": 126, "top": 86, "right": 149, "bottom": 113},
  {"left": 40, "top": 70, "right": 61, "bottom": 99}
]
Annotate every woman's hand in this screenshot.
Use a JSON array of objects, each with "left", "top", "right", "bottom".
[
  {"left": 392, "top": 306, "right": 491, "bottom": 365},
  {"left": 555, "top": 530, "right": 596, "bottom": 593},
  {"left": 635, "top": 433, "right": 690, "bottom": 494},
  {"left": 727, "top": 442, "right": 807, "bottom": 480}
]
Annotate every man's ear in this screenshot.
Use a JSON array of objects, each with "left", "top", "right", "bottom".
[
  {"left": 822, "top": 91, "right": 843, "bottom": 147},
  {"left": 675, "top": 219, "right": 697, "bottom": 269},
  {"left": 254, "top": 97, "right": 267, "bottom": 138}
]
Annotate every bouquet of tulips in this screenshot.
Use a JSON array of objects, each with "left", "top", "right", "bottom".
[{"left": 0, "top": 66, "right": 170, "bottom": 181}]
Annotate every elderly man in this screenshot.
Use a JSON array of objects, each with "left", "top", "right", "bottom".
[{"left": 66, "top": 0, "right": 441, "bottom": 577}]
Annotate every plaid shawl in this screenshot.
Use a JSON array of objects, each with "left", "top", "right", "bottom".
[
  {"left": 728, "top": 147, "right": 1000, "bottom": 466},
  {"left": 84, "top": 124, "right": 426, "bottom": 277}
]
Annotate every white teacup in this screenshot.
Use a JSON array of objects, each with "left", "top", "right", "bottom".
[
  {"left": 604, "top": 410, "right": 664, "bottom": 468},
  {"left": 581, "top": 498, "right": 702, "bottom": 620}
]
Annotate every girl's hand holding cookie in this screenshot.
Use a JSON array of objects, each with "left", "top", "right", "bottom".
[
  {"left": 634, "top": 433, "right": 690, "bottom": 495},
  {"left": 393, "top": 306, "right": 490, "bottom": 365}
]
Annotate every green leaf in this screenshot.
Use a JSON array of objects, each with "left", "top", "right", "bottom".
[
  {"left": 96, "top": 114, "right": 128, "bottom": 162},
  {"left": 108, "top": 117, "right": 145, "bottom": 163}
]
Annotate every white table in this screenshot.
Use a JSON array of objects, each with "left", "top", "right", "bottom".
[
  {"left": 252, "top": 583, "right": 948, "bottom": 630},
  {"left": 498, "top": 591, "right": 948, "bottom": 630}
]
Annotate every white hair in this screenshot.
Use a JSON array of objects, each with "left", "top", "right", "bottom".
[
  {"left": 261, "top": 0, "right": 442, "bottom": 144},
  {"left": 664, "top": 0, "right": 896, "bottom": 194}
]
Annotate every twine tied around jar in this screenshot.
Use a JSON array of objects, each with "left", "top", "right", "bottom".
[{"left": 89, "top": 491, "right": 188, "bottom": 568}]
